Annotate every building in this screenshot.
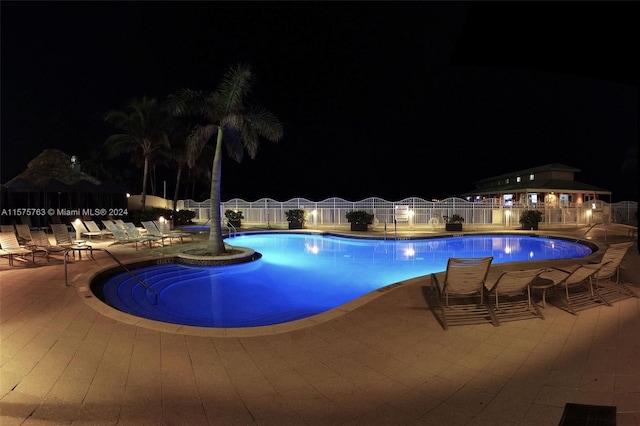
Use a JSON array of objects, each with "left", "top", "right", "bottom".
[{"left": 461, "top": 163, "right": 611, "bottom": 208}]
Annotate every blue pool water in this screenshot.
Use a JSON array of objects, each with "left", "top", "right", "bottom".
[{"left": 98, "top": 233, "right": 592, "bottom": 328}]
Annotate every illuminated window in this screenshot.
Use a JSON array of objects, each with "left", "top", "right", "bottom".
[
  {"left": 505, "top": 178, "right": 510, "bottom": 184},
  {"left": 529, "top": 174, "right": 535, "bottom": 181},
  {"left": 516, "top": 176, "right": 521, "bottom": 182}
]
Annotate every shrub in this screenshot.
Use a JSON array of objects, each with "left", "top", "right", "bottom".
[
  {"left": 519, "top": 210, "right": 543, "bottom": 224},
  {"left": 443, "top": 214, "right": 464, "bottom": 223},
  {"left": 224, "top": 210, "right": 244, "bottom": 221},
  {"left": 345, "top": 210, "right": 374, "bottom": 224},
  {"left": 285, "top": 209, "right": 307, "bottom": 223}
]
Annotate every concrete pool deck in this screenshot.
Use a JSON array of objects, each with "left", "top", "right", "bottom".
[{"left": 1, "top": 223, "right": 638, "bottom": 425}]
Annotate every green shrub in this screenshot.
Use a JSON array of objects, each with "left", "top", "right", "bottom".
[
  {"left": 285, "top": 209, "right": 307, "bottom": 223},
  {"left": 519, "top": 210, "right": 543, "bottom": 224},
  {"left": 224, "top": 210, "right": 244, "bottom": 221},
  {"left": 345, "top": 210, "right": 374, "bottom": 224}
]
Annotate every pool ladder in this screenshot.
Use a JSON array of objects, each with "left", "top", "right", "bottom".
[
  {"left": 64, "top": 247, "right": 158, "bottom": 305},
  {"left": 226, "top": 221, "right": 237, "bottom": 238},
  {"left": 383, "top": 220, "right": 398, "bottom": 241}
]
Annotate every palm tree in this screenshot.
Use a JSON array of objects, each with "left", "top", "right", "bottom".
[
  {"left": 104, "top": 97, "right": 170, "bottom": 211},
  {"left": 162, "top": 117, "right": 203, "bottom": 214},
  {"left": 169, "top": 64, "right": 283, "bottom": 254}
]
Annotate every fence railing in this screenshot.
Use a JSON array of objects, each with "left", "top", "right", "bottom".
[{"left": 180, "top": 197, "right": 638, "bottom": 228}]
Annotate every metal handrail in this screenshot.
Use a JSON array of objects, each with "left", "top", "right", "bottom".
[
  {"left": 574, "top": 223, "right": 600, "bottom": 244},
  {"left": 64, "top": 247, "right": 158, "bottom": 304},
  {"left": 226, "top": 221, "right": 237, "bottom": 238}
]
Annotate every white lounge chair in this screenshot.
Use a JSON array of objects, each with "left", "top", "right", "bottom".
[
  {"left": 431, "top": 257, "right": 496, "bottom": 329},
  {"left": 84, "top": 220, "right": 113, "bottom": 239},
  {"left": 0, "top": 232, "right": 47, "bottom": 265},
  {"left": 486, "top": 268, "right": 546, "bottom": 324},
  {"left": 540, "top": 262, "right": 611, "bottom": 315}
]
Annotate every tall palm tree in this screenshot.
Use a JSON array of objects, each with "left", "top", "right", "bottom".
[
  {"left": 169, "top": 64, "right": 283, "bottom": 254},
  {"left": 104, "top": 97, "right": 170, "bottom": 211}
]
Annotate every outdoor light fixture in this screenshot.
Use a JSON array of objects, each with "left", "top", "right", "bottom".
[{"left": 159, "top": 216, "right": 165, "bottom": 222}]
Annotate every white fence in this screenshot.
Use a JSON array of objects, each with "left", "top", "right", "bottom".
[{"left": 181, "top": 197, "right": 638, "bottom": 228}]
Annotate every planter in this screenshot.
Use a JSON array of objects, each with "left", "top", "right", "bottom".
[
  {"left": 350, "top": 223, "right": 369, "bottom": 231},
  {"left": 445, "top": 223, "right": 463, "bottom": 231},
  {"left": 521, "top": 222, "right": 539, "bottom": 230},
  {"left": 227, "top": 219, "right": 241, "bottom": 228},
  {"left": 288, "top": 221, "right": 304, "bottom": 229}
]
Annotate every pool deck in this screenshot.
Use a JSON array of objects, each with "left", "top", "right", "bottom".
[{"left": 1, "top": 224, "right": 638, "bottom": 425}]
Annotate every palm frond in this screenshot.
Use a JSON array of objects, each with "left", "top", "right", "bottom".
[
  {"left": 222, "top": 126, "right": 245, "bottom": 162},
  {"left": 166, "top": 89, "right": 211, "bottom": 117},
  {"left": 217, "top": 63, "right": 253, "bottom": 115},
  {"left": 104, "top": 134, "right": 139, "bottom": 157},
  {"left": 247, "top": 107, "right": 284, "bottom": 142},
  {"left": 186, "top": 126, "right": 214, "bottom": 169}
]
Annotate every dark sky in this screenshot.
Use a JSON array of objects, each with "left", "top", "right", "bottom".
[{"left": 1, "top": 2, "right": 638, "bottom": 202}]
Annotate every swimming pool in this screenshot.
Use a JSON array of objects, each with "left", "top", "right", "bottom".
[{"left": 96, "top": 233, "right": 593, "bottom": 328}]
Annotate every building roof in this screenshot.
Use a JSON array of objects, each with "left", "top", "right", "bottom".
[
  {"left": 3, "top": 149, "right": 101, "bottom": 191},
  {"left": 473, "top": 163, "right": 581, "bottom": 185},
  {"left": 463, "top": 163, "right": 611, "bottom": 196}
]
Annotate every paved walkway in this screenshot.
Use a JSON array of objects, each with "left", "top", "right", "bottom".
[{"left": 1, "top": 224, "right": 638, "bottom": 425}]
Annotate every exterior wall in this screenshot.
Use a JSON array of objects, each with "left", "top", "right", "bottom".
[{"left": 127, "top": 195, "right": 172, "bottom": 210}]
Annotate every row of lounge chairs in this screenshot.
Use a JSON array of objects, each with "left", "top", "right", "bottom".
[
  {"left": 1, "top": 219, "right": 194, "bottom": 265},
  {"left": 431, "top": 241, "right": 636, "bottom": 329},
  {"left": 101, "top": 220, "right": 191, "bottom": 249}
]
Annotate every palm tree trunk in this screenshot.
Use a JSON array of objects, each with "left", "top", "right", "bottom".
[
  {"left": 208, "top": 128, "right": 226, "bottom": 254},
  {"left": 141, "top": 157, "right": 149, "bottom": 210},
  {"left": 173, "top": 164, "right": 182, "bottom": 215}
]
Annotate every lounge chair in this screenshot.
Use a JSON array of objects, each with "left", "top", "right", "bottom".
[
  {"left": 540, "top": 262, "right": 611, "bottom": 315},
  {"left": 430, "top": 257, "right": 497, "bottom": 330},
  {"left": 101, "top": 220, "right": 121, "bottom": 233},
  {"left": 72, "top": 220, "right": 103, "bottom": 241},
  {"left": 0, "top": 231, "right": 47, "bottom": 265},
  {"left": 154, "top": 220, "right": 191, "bottom": 243},
  {"left": 589, "top": 241, "right": 638, "bottom": 303},
  {"left": 141, "top": 221, "right": 173, "bottom": 245},
  {"left": 51, "top": 223, "right": 75, "bottom": 247},
  {"left": 1, "top": 224, "right": 16, "bottom": 235},
  {"left": 123, "top": 222, "right": 162, "bottom": 248},
  {"left": 84, "top": 220, "right": 113, "bottom": 239},
  {"left": 14, "top": 224, "right": 34, "bottom": 245},
  {"left": 30, "top": 230, "right": 68, "bottom": 258},
  {"left": 486, "top": 268, "right": 546, "bottom": 324},
  {"left": 109, "top": 225, "right": 153, "bottom": 250}
]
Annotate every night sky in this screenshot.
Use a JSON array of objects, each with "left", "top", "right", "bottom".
[{"left": 1, "top": 2, "right": 638, "bottom": 203}]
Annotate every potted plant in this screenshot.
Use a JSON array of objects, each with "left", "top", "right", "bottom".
[
  {"left": 443, "top": 214, "right": 464, "bottom": 231},
  {"left": 345, "top": 210, "right": 374, "bottom": 231},
  {"left": 224, "top": 209, "right": 244, "bottom": 228},
  {"left": 285, "top": 209, "right": 307, "bottom": 229},
  {"left": 519, "top": 209, "right": 543, "bottom": 230}
]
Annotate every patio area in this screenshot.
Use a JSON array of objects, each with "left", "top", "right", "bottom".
[{"left": 1, "top": 224, "right": 638, "bottom": 425}]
